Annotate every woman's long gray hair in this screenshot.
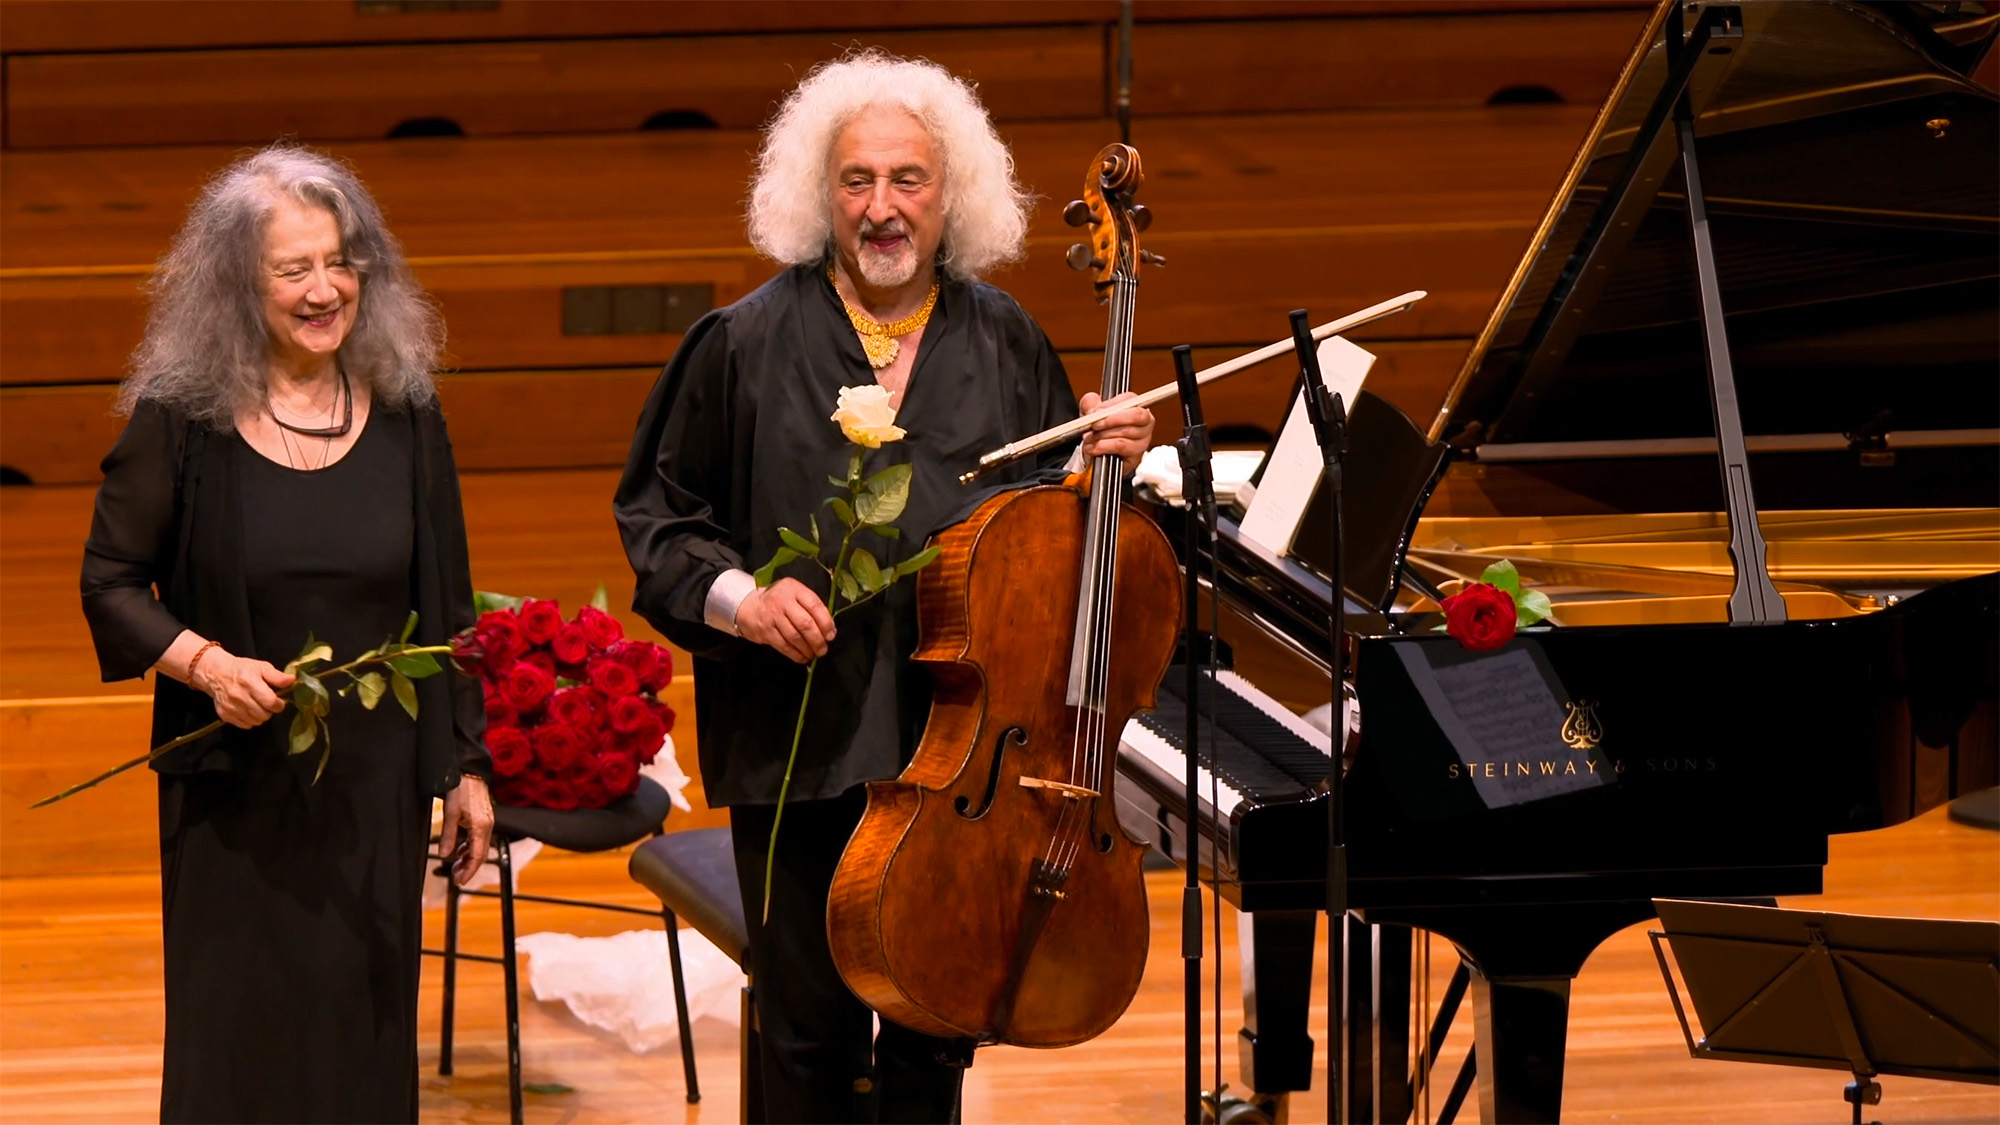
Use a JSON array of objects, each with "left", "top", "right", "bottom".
[
  {"left": 748, "top": 50, "right": 1033, "bottom": 280},
  {"left": 119, "top": 143, "right": 441, "bottom": 425}
]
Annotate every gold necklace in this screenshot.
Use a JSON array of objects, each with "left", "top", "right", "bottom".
[{"left": 828, "top": 264, "right": 939, "bottom": 369}]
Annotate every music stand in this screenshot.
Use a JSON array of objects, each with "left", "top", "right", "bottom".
[{"left": 1649, "top": 899, "right": 2000, "bottom": 1125}]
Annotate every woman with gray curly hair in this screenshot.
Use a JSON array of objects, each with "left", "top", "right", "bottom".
[
  {"left": 618, "top": 51, "right": 1154, "bottom": 1121},
  {"left": 80, "top": 142, "right": 492, "bottom": 1123}
]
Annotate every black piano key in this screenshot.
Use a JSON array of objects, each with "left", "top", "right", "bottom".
[
  {"left": 1159, "top": 668, "right": 1331, "bottom": 788},
  {"left": 1139, "top": 692, "right": 1305, "bottom": 803}
]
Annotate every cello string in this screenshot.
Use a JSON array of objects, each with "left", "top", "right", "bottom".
[{"left": 1073, "top": 272, "right": 1134, "bottom": 873}]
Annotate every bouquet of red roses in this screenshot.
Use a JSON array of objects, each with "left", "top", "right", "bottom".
[{"left": 455, "top": 592, "right": 676, "bottom": 811}]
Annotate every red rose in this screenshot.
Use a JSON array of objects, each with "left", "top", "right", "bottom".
[
  {"left": 533, "top": 721, "right": 591, "bottom": 772},
  {"left": 607, "top": 641, "right": 656, "bottom": 687},
  {"left": 1441, "top": 582, "right": 1518, "bottom": 651},
  {"left": 595, "top": 750, "right": 640, "bottom": 797},
  {"left": 577, "top": 605, "right": 625, "bottom": 651},
  {"left": 484, "top": 699, "right": 520, "bottom": 731},
  {"left": 572, "top": 769, "right": 612, "bottom": 810},
  {"left": 641, "top": 643, "right": 674, "bottom": 692},
  {"left": 546, "top": 685, "right": 602, "bottom": 732},
  {"left": 606, "top": 726, "right": 657, "bottom": 763},
  {"left": 605, "top": 694, "right": 653, "bottom": 734},
  {"left": 647, "top": 697, "right": 676, "bottom": 737},
  {"left": 473, "top": 610, "right": 526, "bottom": 678},
  {"left": 486, "top": 726, "right": 533, "bottom": 777},
  {"left": 551, "top": 623, "right": 591, "bottom": 667},
  {"left": 521, "top": 650, "right": 557, "bottom": 679},
  {"left": 589, "top": 658, "right": 642, "bottom": 698},
  {"left": 535, "top": 774, "right": 581, "bottom": 812},
  {"left": 500, "top": 661, "right": 556, "bottom": 712},
  {"left": 518, "top": 598, "right": 564, "bottom": 645}
]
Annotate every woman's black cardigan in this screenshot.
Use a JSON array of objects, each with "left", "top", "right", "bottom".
[{"left": 79, "top": 397, "right": 490, "bottom": 794}]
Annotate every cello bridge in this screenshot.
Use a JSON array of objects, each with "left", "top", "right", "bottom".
[{"left": 1018, "top": 777, "right": 1099, "bottom": 800}]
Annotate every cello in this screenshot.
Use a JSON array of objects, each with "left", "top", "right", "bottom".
[{"left": 826, "top": 143, "right": 1182, "bottom": 1047}]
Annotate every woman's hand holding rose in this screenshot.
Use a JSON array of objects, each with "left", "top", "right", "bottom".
[{"left": 192, "top": 651, "right": 295, "bottom": 729}]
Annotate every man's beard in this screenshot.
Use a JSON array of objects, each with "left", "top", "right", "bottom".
[{"left": 854, "top": 219, "right": 921, "bottom": 289}]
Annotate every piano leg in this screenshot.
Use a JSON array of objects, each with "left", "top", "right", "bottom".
[
  {"left": 1341, "top": 917, "right": 1415, "bottom": 1125},
  {"left": 1370, "top": 924, "right": 1413, "bottom": 1125},
  {"left": 1467, "top": 973, "right": 1571, "bottom": 1125},
  {"left": 1370, "top": 901, "right": 1658, "bottom": 1124},
  {"left": 1238, "top": 909, "right": 1317, "bottom": 1109}
]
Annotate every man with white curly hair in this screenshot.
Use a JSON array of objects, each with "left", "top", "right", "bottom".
[{"left": 617, "top": 51, "right": 1154, "bottom": 1121}]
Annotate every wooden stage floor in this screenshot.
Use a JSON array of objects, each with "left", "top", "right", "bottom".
[{"left": 2, "top": 469, "right": 1996, "bottom": 1122}]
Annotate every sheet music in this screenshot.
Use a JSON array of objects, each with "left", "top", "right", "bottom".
[
  {"left": 1392, "top": 644, "right": 1607, "bottom": 808},
  {"left": 1238, "top": 335, "right": 1374, "bottom": 558}
]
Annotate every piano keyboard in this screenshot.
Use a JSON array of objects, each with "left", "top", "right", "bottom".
[{"left": 1120, "top": 669, "right": 1333, "bottom": 819}]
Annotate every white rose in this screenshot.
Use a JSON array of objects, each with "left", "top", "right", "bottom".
[{"left": 830, "top": 385, "right": 907, "bottom": 449}]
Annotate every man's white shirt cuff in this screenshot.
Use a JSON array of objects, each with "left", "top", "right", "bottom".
[{"left": 704, "top": 568, "right": 758, "bottom": 636}]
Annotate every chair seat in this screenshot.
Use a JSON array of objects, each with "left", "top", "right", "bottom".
[
  {"left": 493, "top": 775, "right": 672, "bottom": 852},
  {"left": 629, "top": 828, "right": 748, "bottom": 968}
]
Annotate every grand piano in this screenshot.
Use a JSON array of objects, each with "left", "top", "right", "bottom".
[{"left": 1114, "top": 2, "right": 1999, "bottom": 1121}]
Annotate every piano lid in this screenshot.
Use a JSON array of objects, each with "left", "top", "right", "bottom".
[{"left": 1431, "top": 0, "right": 1999, "bottom": 493}]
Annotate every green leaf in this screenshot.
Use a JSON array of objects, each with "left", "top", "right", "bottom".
[
  {"left": 752, "top": 545, "right": 801, "bottom": 588},
  {"left": 284, "top": 635, "right": 333, "bottom": 676},
  {"left": 392, "top": 671, "right": 419, "bottom": 720},
  {"left": 589, "top": 583, "right": 610, "bottom": 613},
  {"left": 288, "top": 708, "right": 318, "bottom": 756},
  {"left": 399, "top": 610, "right": 419, "bottom": 644},
  {"left": 827, "top": 496, "right": 856, "bottom": 528},
  {"left": 854, "top": 463, "right": 912, "bottom": 526},
  {"left": 779, "top": 527, "right": 817, "bottom": 555},
  {"left": 834, "top": 570, "right": 861, "bottom": 605},
  {"left": 312, "top": 722, "right": 332, "bottom": 784},
  {"left": 294, "top": 673, "right": 330, "bottom": 718},
  {"left": 522, "top": 1083, "right": 574, "bottom": 1096},
  {"left": 473, "top": 590, "right": 523, "bottom": 614},
  {"left": 849, "top": 548, "right": 884, "bottom": 593},
  {"left": 387, "top": 651, "right": 441, "bottom": 678},
  {"left": 354, "top": 671, "right": 387, "bottom": 711},
  {"left": 892, "top": 543, "right": 943, "bottom": 577},
  {"left": 807, "top": 513, "right": 821, "bottom": 544},
  {"left": 871, "top": 524, "right": 900, "bottom": 539},
  {"left": 828, "top": 475, "right": 847, "bottom": 488},
  {"left": 1479, "top": 559, "right": 1522, "bottom": 595},
  {"left": 1517, "top": 588, "right": 1553, "bottom": 626}
]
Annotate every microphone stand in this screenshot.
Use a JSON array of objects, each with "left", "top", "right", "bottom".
[
  {"left": 1172, "top": 344, "right": 1218, "bottom": 1125},
  {"left": 1288, "top": 310, "right": 1348, "bottom": 1125}
]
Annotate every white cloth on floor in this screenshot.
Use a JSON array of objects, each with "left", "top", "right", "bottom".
[{"left": 515, "top": 927, "right": 746, "bottom": 1052}]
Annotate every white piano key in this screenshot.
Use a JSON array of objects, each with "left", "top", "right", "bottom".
[{"left": 1119, "top": 716, "right": 1247, "bottom": 818}]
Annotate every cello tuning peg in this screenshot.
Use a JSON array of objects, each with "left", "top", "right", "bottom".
[
  {"left": 1065, "top": 243, "right": 1096, "bottom": 271},
  {"left": 1129, "top": 205, "right": 1152, "bottom": 232},
  {"left": 1062, "top": 200, "right": 1094, "bottom": 227},
  {"left": 1140, "top": 250, "right": 1167, "bottom": 267}
]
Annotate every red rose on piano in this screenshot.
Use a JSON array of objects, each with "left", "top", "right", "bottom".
[{"left": 1441, "top": 582, "right": 1518, "bottom": 651}]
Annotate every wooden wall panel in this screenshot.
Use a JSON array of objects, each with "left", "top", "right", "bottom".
[
  {"left": 3, "top": 7, "right": 1651, "bottom": 149},
  {"left": 1130, "top": 8, "right": 1645, "bottom": 115},
  {"left": 2, "top": 339, "right": 1473, "bottom": 486},
  {"left": 5, "top": 27, "right": 1107, "bottom": 149},
  {"left": 0, "top": 0, "right": 1649, "bottom": 55},
  {"left": 0, "top": 107, "right": 1591, "bottom": 385}
]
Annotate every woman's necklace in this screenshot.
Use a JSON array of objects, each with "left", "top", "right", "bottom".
[
  {"left": 828, "top": 264, "right": 938, "bottom": 370},
  {"left": 267, "top": 367, "right": 353, "bottom": 439}
]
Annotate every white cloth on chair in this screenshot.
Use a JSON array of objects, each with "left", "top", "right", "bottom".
[{"left": 515, "top": 927, "right": 746, "bottom": 1052}]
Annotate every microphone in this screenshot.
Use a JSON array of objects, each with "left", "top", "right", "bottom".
[
  {"left": 1287, "top": 309, "right": 1345, "bottom": 468},
  {"left": 1171, "top": 345, "right": 1216, "bottom": 527}
]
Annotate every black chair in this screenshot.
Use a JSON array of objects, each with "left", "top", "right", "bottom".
[
  {"left": 426, "top": 776, "right": 674, "bottom": 1124},
  {"left": 628, "top": 826, "right": 764, "bottom": 1123}
]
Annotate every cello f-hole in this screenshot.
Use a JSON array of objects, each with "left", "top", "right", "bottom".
[{"left": 956, "top": 726, "right": 1028, "bottom": 819}]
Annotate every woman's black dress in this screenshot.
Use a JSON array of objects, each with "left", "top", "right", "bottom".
[{"left": 158, "top": 409, "right": 427, "bottom": 1124}]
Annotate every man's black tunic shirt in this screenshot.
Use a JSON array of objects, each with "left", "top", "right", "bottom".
[{"left": 616, "top": 263, "right": 1080, "bottom": 806}]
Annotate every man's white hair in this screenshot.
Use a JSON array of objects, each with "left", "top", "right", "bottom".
[{"left": 747, "top": 50, "right": 1032, "bottom": 280}]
